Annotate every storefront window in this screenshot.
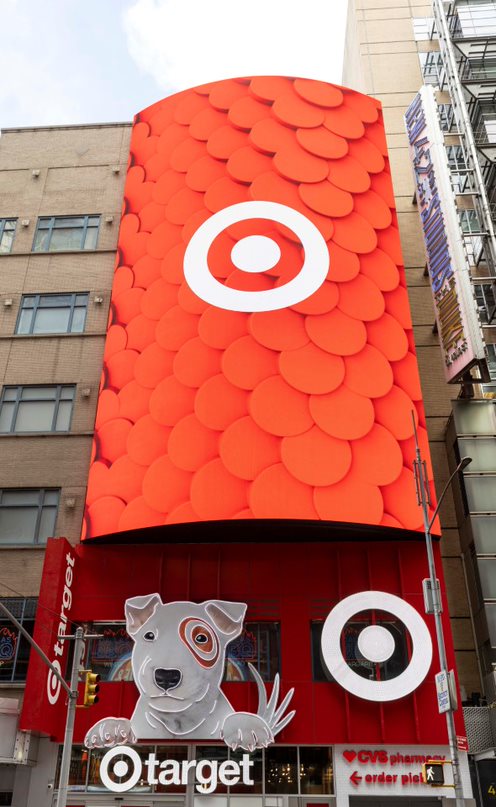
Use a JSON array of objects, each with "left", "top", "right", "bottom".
[
  {"left": 225, "top": 622, "right": 280, "bottom": 682},
  {"left": 231, "top": 748, "right": 263, "bottom": 794},
  {"left": 55, "top": 746, "right": 88, "bottom": 790},
  {"left": 196, "top": 746, "right": 229, "bottom": 794},
  {"left": 85, "top": 621, "right": 280, "bottom": 683},
  {"left": 85, "top": 624, "right": 133, "bottom": 681},
  {"left": 87, "top": 745, "right": 154, "bottom": 792},
  {"left": 300, "top": 746, "right": 333, "bottom": 794},
  {"left": 312, "top": 611, "right": 410, "bottom": 682},
  {"left": 265, "top": 746, "right": 298, "bottom": 794},
  {"left": 59, "top": 745, "right": 333, "bottom": 796},
  {"left": 154, "top": 745, "right": 188, "bottom": 793}
]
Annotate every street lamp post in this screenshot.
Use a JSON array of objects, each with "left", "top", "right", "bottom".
[{"left": 412, "top": 419, "right": 471, "bottom": 807}]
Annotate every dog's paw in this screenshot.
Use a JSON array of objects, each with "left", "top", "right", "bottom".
[
  {"left": 220, "top": 712, "right": 274, "bottom": 752},
  {"left": 84, "top": 717, "right": 137, "bottom": 749}
]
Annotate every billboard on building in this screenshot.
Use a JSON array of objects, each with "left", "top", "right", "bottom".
[
  {"left": 83, "top": 76, "right": 437, "bottom": 539},
  {"left": 406, "top": 85, "right": 486, "bottom": 383}
]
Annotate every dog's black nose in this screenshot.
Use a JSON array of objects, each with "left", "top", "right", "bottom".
[{"left": 154, "top": 668, "right": 182, "bottom": 692}]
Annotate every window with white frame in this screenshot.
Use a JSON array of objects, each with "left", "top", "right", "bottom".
[
  {"left": 457, "top": 3, "right": 496, "bottom": 37},
  {"left": 413, "top": 17, "right": 437, "bottom": 39},
  {"left": 0, "top": 385, "right": 75, "bottom": 433},
  {"left": 16, "top": 293, "right": 89, "bottom": 335},
  {"left": 0, "top": 489, "right": 59, "bottom": 545},
  {"left": 0, "top": 219, "right": 16, "bottom": 254},
  {"left": 32, "top": 216, "right": 100, "bottom": 252}
]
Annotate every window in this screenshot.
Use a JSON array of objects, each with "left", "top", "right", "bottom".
[
  {"left": 84, "top": 620, "right": 281, "bottom": 683},
  {"left": 300, "top": 746, "right": 333, "bottom": 794},
  {"left": 418, "top": 51, "right": 444, "bottom": 86},
  {"left": 456, "top": 3, "right": 496, "bottom": 38},
  {"left": 225, "top": 621, "right": 280, "bottom": 681},
  {"left": 458, "top": 436, "right": 496, "bottom": 472},
  {"left": 445, "top": 145, "right": 471, "bottom": 193},
  {"left": 487, "top": 344, "right": 496, "bottom": 378},
  {"left": 16, "top": 293, "right": 89, "bottom": 335},
  {"left": 0, "top": 489, "right": 59, "bottom": 545},
  {"left": 32, "top": 216, "right": 100, "bottom": 252},
  {"left": 57, "top": 744, "right": 333, "bottom": 795},
  {"left": 474, "top": 283, "right": 496, "bottom": 324},
  {"left": 477, "top": 558, "right": 496, "bottom": 598},
  {"left": 311, "top": 612, "right": 410, "bottom": 682},
  {"left": 0, "top": 385, "right": 75, "bottom": 433},
  {"left": 0, "top": 598, "right": 37, "bottom": 682},
  {"left": 0, "top": 219, "right": 16, "bottom": 254},
  {"left": 438, "top": 104, "right": 457, "bottom": 133},
  {"left": 487, "top": 603, "right": 496, "bottom": 647},
  {"left": 85, "top": 624, "right": 134, "bottom": 682},
  {"left": 464, "top": 476, "right": 496, "bottom": 512},
  {"left": 459, "top": 209, "right": 483, "bottom": 235},
  {"left": 482, "top": 345, "right": 496, "bottom": 396},
  {"left": 413, "top": 17, "right": 436, "bottom": 40},
  {"left": 472, "top": 515, "right": 496, "bottom": 553},
  {"left": 452, "top": 400, "right": 496, "bottom": 433}
]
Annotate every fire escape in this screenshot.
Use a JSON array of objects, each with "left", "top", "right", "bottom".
[
  {"left": 432, "top": 0, "right": 496, "bottom": 371},
  {"left": 424, "top": 0, "right": 496, "bottom": 747}
]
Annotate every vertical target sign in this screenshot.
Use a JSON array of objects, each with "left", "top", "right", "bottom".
[{"left": 83, "top": 76, "right": 437, "bottom": 540}]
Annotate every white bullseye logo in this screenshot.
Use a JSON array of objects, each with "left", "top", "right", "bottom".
[
  {"left": 183, "top": 201, "right": 329, "bottom": 312},
  {"left": 231, "top": 234, "right": 281, "bottom": 273},
  {"left": 320, "top": 591, "right": 433, "bottom": 702},
  {"left": 100, "top": 746, "right": 142, "bottom": 793},
  {"left": 46, "top": 660, "right": 62, "bottom": 705}
]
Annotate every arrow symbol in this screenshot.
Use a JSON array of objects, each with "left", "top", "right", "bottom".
[{"left": 350, "top": 771, "right": 362, "bottom": 787}]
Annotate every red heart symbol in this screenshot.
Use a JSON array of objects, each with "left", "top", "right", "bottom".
[{"left": 343, "top": 750, "right": 357, "bottom": 763}]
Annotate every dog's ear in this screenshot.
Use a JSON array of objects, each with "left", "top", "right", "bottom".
[
  {"left": 125, "top": 593, "right": 162, "bottom": 636},
  {"left": 205, "top": 600, "right": 247, "bottom": 637}
]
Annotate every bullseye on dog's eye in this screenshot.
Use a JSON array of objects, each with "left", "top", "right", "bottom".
[
  {"left": 143, "top": 631, "right": 156, "bottom": 641},
  {"left": 191, "top": 624, "right": 214, "bottom": 652}
]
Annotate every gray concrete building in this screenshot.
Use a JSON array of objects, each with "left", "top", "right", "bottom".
[{"left": 344, "top": 0, "right": 496, "bottom": 795}]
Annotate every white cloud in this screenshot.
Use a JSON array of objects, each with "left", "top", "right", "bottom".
[{"left": 123, "top": 0, "right": 346, "bottom": 95}]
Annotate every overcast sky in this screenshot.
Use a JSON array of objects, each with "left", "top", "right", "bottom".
[{"left": 1, "top": 0, "right": 348, "bottom": 129}]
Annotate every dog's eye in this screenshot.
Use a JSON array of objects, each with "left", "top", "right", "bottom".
[
  {"left": 143, "top": 631, "right": 156, "bottom": 641},
  {"left": 194, "top": 633, "right": 209, "bottom": 645}
]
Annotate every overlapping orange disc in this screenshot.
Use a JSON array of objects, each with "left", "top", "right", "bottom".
[{"left": 83, "top": 76, "right": 436, "bottom": 539}]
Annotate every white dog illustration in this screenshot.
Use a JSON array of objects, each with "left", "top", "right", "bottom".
[{"left": 84, "top": 595, "right": 295, "bottom": 751}]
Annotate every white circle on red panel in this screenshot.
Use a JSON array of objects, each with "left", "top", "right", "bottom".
[
  {"left": 183, "top": 201, "right": 329, "bottom": 312},
  {"left": 231, "top": 234, "right": 281, "bottom": 273},
  {"left": 320, "top": 591, "right": 432, "bottom": 701},
  {"left": 357, "top": 624, "right": 395, "bottom": 663}
]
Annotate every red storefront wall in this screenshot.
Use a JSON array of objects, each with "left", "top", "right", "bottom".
[{"left": 20, "top": 534, "right": 465, "bottom": 746}]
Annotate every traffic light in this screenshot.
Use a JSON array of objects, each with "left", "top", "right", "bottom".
[
  {"left": 83, "top": 671, "right": 100, "bottom": 707},
  {"left": 422, "top": 761, "right": 445, "bottom": 786}
]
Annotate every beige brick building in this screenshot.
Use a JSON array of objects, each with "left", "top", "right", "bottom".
[{"left": 0, "top": 123, "right": 130, "bottom": 803}]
